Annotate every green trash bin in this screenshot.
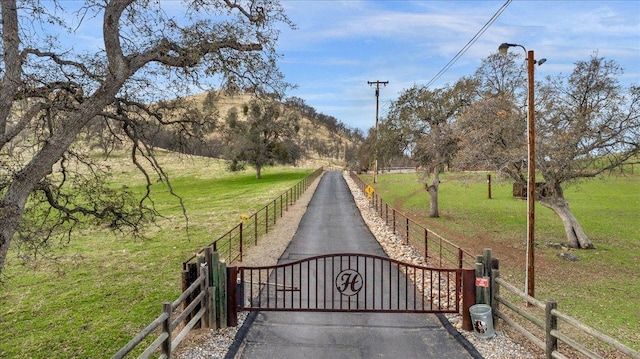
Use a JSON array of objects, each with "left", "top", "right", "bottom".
[{"left": 469, "top": 304, "right": 495, "bottom": 339}]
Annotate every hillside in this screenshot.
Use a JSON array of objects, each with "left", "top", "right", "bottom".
[{"left": 148, "top": 91, "right": 365, "bottom": 169}]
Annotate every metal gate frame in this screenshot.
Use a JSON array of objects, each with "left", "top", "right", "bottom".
[{"left": 227, "top": 253, "right": 475, "bottom": 327}]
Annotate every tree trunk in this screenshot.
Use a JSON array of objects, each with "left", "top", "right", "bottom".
[
  {"left": 0, "top": 177, "right": 31, "bottom": 273},
  {"left": 539, "top": 195, "right": 594, "bottom": 249},
  {"left": 425, "top": 170, "right": 440, "bottom": 218},
  {"left": 256, "top": 164, "right": 262, "bottom": 179},
  {"left": 0, "top": 204, "right": 22, "bottom": 273}
]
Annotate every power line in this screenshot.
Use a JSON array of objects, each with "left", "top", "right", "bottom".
[{"left": 425, "top": 0, "right": 512, "bottom": 89}]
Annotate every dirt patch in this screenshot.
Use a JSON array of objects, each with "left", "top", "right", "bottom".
[{"left": 391, "top": 196, "right": 592, "bottom": 286}]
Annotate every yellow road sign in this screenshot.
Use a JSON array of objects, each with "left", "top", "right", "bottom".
[
  {"left": 365, "top": 185, "right": 374, "bottom": 200},
  {"left": 240, "top": 213, "right": 249, "bottom": 223}
]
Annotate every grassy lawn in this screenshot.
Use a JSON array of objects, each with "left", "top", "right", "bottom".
[
  {"left": 369, "top": 171, "right": 640, "bottom": 350},
  {"left": 0, "top": 153, "right": 314, "bottom": 358}
]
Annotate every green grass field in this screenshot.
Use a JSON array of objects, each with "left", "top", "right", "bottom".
[
  {"left": 2, "top": 159, "right": 637, "bottom": 357},
  {"left": 369, "top": 171, "right": 640, "bottom": 350},
  {"left": 0, "top": 153, "right": 314, "bottom": 358}
]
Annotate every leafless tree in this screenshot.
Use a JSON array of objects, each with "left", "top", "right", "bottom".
[{"left": 0, "top": 0, "right": 292, "bottom": 273}]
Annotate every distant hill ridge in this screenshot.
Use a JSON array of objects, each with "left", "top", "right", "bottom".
[{"left": 149, "top": 91, "right": 364, "bottom": 168}]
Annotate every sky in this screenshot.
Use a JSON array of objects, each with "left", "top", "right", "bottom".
[
  {"left": 274, "top": 0, "right": 640, "bottom": 132},
  {"left": 34, "top": 0, "right": 640, "bottom": 133}
]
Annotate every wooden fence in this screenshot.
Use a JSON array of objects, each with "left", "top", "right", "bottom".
[
  {"left": 354, "top": 173, "right": 639, "bottom": 358},
  {"left": 492, "top": 269, "right": 639, "bottom": 359},
  {"left": 113, "top": 167, "right": 323, "bottom": 358},
  {"left": 111, "top": 251, "right": 223, "bottom": 359}
]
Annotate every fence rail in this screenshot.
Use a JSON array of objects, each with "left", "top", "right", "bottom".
[
  {"left": 183, "top": 167, "right": 323, "bottom": 266},
  {"left": 493, "top": 273, "right": 639, "bottom": 359},
  {"left": 349, "top": 171, "right": 475, "bottom": 269},
  {"left": 113, "top": 168, "right": 323, "bottom": 358},
  {"left": 353, "top": 171, "right": 639, "bottom": 359},
  {"left": 112, "top": 263, "right": 210, "bottom": 359}
]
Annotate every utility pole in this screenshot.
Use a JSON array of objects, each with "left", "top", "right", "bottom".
[
  {"left": 525, "top": 50, "right": 536, "bottom": 299},
  {"left": 367, "top": 80, "right": 388, "bottom": 183},
  {"left": 499, "top": 43, "right": 544, "bottom": 299}
]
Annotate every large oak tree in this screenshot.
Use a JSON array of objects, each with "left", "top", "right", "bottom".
[
  {"left": 0, "top": 0, "right": 292, "bottom": 273},
  {"left": 224, "top": 99, "right": 302, "bottom": 179},
  {"left": 384, "top": 79, "right": 475, "bottom": 217},
  {"left": 457, "top": 53, "right": 640, "bottom": 249},
  {"left": 534, "top": 56, "right": 640, "bottom": 248}
]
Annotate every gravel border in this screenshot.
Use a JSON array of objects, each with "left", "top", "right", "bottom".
[{"left": 175, "top": 171, "right": 537, "bottom": 359}]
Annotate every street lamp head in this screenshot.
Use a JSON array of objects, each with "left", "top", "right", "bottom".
[
  {"left": 537, "top": 58, "right": 547, "bottom": 66},
  {"left": 498, "top": 42, "right": 525, "bottom": 55},
  {"left": 498, "top": 43, "right": 512, "bottom": 54}
]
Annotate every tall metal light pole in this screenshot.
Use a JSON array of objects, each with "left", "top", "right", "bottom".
[
  {"left": 367, "top": 80, "right": 388, "bottom": 183},
  {"left": 498, "top": 43, "right": 544, "bottom": 298}
]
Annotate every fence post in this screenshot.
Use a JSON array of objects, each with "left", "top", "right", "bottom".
[
  {"left": 439, "top": 239, "right": 443, "bottom": 267},
  {"left": 491, "top": 267, "right": 500, "bottom": 330},
  {"left": 424, "top": 229, "right": 429, "bottom": 263},
  {"left": 200, "top": 263, "right": 209, "bottom": 328},
  {"left": 196, "top": 255, "right": 206, "bottom": 328},
  {"left": 181, "top": 268, "right": 189, "bottom": 311},
  {"left": 207, "top": 286, "right": 216, "bottom": 330},
  {"left": 254, "top": 213, "right": 258, "bottom": 245},
  {"left": 392, "top": 209, "right": 396, "bottom": 235},
  {"left": 374, "top": 193, "right": 378, "bottom": 214},
  {"left": 265, "top": 205, "right": 269, "bottom": 233},
  {"left": 161, "top": 302, "right": 172, "bottom": 357},
  {"left": 475, "top": 261, "right": 485, "bottom": 304},
  {"left": 219, "top": 260, "right": 228, "bottom": 329},
  {"left": 211, "top": 251, "right": 221, "bottom": 329},
  {"left": 484, "top": 249, "right": 493, "bottom": 307},
  {"left": 227, "top": 266, "right": 238, "bottom": 327},
  {"left": 239, "top": 222, "right": 243, "bottom": 262},
  {"left": 273, "top": 199, "right": 277, "bottom": 225},
  {"left": 204, "top": 246, "right": 213, "bottom": 282},
  {"left": 186, "top": 262, "right": 198, "bottom": 324},
  {"left": 405, "top": 218, "right": 410, "bottom": 244},
  {"left": 545, "top": 300, "right": 558, "bottom": 359},
  {"left": 461, "top": 269, "right": 475, "bottom": 331}
]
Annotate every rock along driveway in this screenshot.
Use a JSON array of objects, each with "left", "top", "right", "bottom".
[{"left": 229, "top": 171, "right": 478, "bottom": 359}]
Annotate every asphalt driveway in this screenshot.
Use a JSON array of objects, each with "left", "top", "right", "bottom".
[{"left": 228, "top": 171, "right": 479, "bottom": 359}]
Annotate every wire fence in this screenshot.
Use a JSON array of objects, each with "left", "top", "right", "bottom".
[
  {"left": 182, "top": 167, "right": 324, "bottom": 268},
  {"left": 348, "top": 171, "right": 476, "bottom": 269}
]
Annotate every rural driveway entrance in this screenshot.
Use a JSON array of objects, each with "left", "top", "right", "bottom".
[{"left": 230, "top": 171, "right": 478, "bottom": 358}]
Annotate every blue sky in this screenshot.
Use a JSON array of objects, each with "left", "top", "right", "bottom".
[
  {"left": 275, "top": 0, "right": 640, "bottom": 132},
  {"left": 39, "top": 1, "right": 640, "bottom": 132}
]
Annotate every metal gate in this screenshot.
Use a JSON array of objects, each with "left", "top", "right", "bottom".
[{"left": 227, "top": 253, "right": 473, "bottom": 318}]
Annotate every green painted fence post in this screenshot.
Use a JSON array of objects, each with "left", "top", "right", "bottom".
[
  {"left": 219, "top": 260, "right": 227, "bottom": 329},
  {"left": 211, "top": 251, "right": 220, "bottom": 329}
]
